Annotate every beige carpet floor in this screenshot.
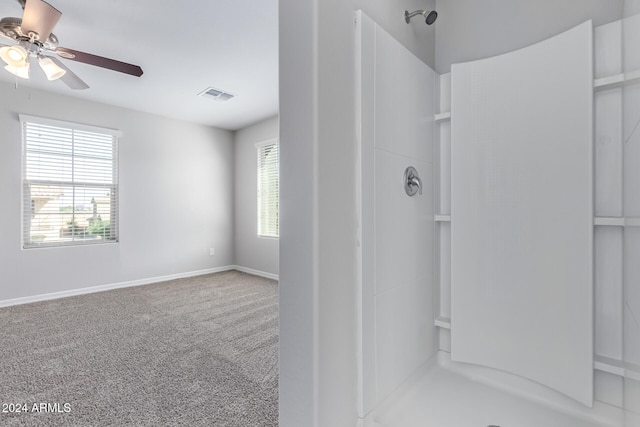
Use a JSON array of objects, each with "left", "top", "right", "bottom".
[{"left": 0, "top": 270, "right": 278, "bottom": 426}]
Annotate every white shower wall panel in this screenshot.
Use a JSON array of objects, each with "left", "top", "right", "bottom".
[
  {"left": 356, "top": 10, "right": 436, "bottom": 418},
  {"left": 595, "top": 370, "right": 624, "bottom": 409},
  {"left": 624, "top": 228, "right": 640, "bottom": 367},
  {"left": 450, "top": 21, "right": 594, "bottom": 406},
  {"left": 624, "top": 13, "right": 640, "bottom": 72},
  {"left": 595, "top": 226, "right": 625, "bottom": 361},
  {"left": 623, "top": 14, "right": 640, "bottom": 218},
  {"left": 374, "top": 152, "right": 431, "bottom": 296},
  {"left": 438, "top": 73, "right": 451, "bottom": 114},
  {"left": 372, "top": 18, "right": 436, "bottom": 402},
  {"left": 625, "top": 381, "right": 640, "bottom": 423},
  {"left": 595, "top": 87, "right": 623, "bottom": 217},
  {"left": 374, "top": 24, "right": 434, "bottom": 164},
  {"left": 595, "top": 20, "right": 622, "bottom": 79},
  {"left": 624, "top": 83, "right": 640, "bottom": 217},
  {"left": 437, "top": 221, "right": 451, "bottom": 320},
  {"left": 593, "top": 14, "right": 625, "bottom": 370},
  {"left": 437, "top": 121, "right": 451, "bottom": 215},
  {"left": 435, "top": 72, "right": 452, "bottom": 334},
  {"left": 623, "top": 15, "right": 640, "bottom": 421},
  {"left": 374, "top": 150, "right": 433, "bottom": 399}
]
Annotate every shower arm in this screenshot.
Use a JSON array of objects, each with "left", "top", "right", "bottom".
[
  {"left": 405, "top": 10, "right": 426, "bottom": 23},
  {"left": 405, "top": 9, "right": 437, "bottom": 25}
]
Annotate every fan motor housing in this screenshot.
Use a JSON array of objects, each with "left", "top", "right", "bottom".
[{"left": 0, "top": 17, "right": 59, "bottom": 50}]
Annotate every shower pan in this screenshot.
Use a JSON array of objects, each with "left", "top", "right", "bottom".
[{"left": 355, "top": 6, "right": 640, "bottom": 427}]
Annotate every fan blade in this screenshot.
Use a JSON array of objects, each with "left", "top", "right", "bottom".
[
  {"left": 55, "top": 47, "right": 143, "bottom": 77},
  {"left": 21, "top": 0, "right": 61, "bottom": 43},
  {"left": 48, "top": 56, "right": 89, "bottom": 90}
]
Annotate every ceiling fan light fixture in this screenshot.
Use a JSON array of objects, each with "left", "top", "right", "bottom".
[
  {"left": 0, "top": 45, "right": 28, "bottom": 67},
  {"left": 38, "top": 56, "right": 65, "bottom": 80},
  {"left": 4, "top": 62, "right": 30, "bottom": 79},
  {"left": 0, "top": 1, "right": 141, "bottom": 90}
]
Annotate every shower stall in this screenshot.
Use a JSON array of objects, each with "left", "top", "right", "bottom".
[{"left": 355, "top": 4, "right": 640, "bottom": 426}]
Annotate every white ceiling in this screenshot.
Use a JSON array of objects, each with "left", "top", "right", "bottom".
[
  {"left": 0, "top": 0, "right": 279, "bottom": 131},
  {"left": 1, "top": 0, "right": 624, "bottom": 131}
]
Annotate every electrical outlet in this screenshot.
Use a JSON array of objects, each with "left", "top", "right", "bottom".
[{"left": 209, "top": 248, "right": 215, "bottom": 256}]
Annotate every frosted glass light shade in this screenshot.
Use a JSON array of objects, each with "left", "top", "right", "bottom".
[
  {"left": 38, "top": 57, "right": 66, "bottom": 80},
  {"left": 5, "top": 63, "right": 30, "bottom": 79},
  {"left": 0, "top": 45, "right": 28, "bottom": 67}
]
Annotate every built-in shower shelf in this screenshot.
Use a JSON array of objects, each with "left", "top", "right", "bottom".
[
  {"left": 435, "top": 316, "right": 451, "bottom": 330},
  {"left": 594, "top": 216, "right": 640, "bottom": 226},
  {"left": 435, "top": 215, "right": 451, "bottom": 222},
  {"left": 434, "top": 112, "right": 451, "bottom": 122},
  {"left": 593, "top": 69, "right": 640, "bottom": 90},
  {"left": 594, "top": 74, "right": 625, "bottom": 89},
  {"left": 594, "top": 355, "right": 640, "bottom": 381},
  {"left": 628, "top": 217, "right": 640, "bottom": 226}
]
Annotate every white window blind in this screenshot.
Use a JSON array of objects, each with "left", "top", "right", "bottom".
[
  {"left": 21, "top": 115, "right": 119, "bottom": 248},
  {"left": 257, "top": 139, "right": 279, "bottom": 238}
]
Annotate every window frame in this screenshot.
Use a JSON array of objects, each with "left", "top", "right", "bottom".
[
  {"left": 256, "top": 138, "right": 279, "bottom": 239},
  {"left": 20, "top": 114, "right": 121, "bottom": 249}
]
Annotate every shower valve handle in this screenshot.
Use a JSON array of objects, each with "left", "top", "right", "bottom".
[
  {"left": 409, "top": 174, "right": 422, "bottom": 194},
  {"left": 404, "top": 166, "right": 422, "bottom": 196}
]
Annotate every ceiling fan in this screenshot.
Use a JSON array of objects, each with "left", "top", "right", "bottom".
[{"left": 0, "top": 0, "right": 143, "bottom": 90}]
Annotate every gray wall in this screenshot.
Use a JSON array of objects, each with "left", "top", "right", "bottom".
[
  {"left": 279, "top": 1, "right": 435, "bottom": 426},
  {"left": 0, "top": 82, "right": 235, "bottom": 301},
  {"left": 234, "top": 115, "right": 279, "bottom": 276},
  {"left": 435, "top": 0, "right": 624, "bottom": 73}
]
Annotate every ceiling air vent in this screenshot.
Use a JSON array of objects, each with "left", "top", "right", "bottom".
[{"left": 198, "top": 87, "right": 236, "bottom": 102}]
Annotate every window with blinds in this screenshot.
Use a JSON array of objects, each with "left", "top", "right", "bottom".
[
  {"left": 20, "top": 115, "right": 120, "bottom": 248},
  {"left": 256, "top": 139, "right": 279, "bottom": 238}
]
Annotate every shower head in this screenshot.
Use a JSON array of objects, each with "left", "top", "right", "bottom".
[
  {"left": 425, "top": 10, "right": 438, "bottom": 25},
  {"left": 405, "top": 10, "right": 438, "bottom": 25}
]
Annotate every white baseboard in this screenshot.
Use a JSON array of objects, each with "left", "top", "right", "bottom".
[
  {"left": 0, "top": 265, "right": 278, "bottom": 308},
  {"left": 232, "top": 265, "right": 279, "bottom": 281},
  {"left": 0, "top": 265, "right": 238, "bottom": 308}
]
